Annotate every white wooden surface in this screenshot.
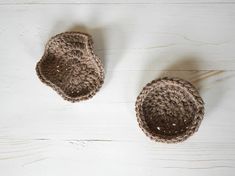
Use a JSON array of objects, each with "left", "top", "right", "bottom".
[{"left": 0, "top": 1, "right": 235, "bottom": 175}]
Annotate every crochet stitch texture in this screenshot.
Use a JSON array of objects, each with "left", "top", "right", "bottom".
[
  {"left": 36, "top": 32, "right": 104, "bottom": 102},
  {"left": 135, "top": 77, "right": 204, "bottom": 143}
]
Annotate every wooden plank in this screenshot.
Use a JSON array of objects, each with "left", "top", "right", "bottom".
[
  {"left": 0, "top": 4, "right": 235, "bottom": 70},
  {"left": 0, "top": 139, "right": 235, "bottom": 176},
  {"left": 1, "top": 0, "right": 235, "bottom": 4},
  {"left": 0, "top": 70, "right": 234, "bottom": 140}
]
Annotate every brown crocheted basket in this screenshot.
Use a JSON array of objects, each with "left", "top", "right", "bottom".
[
  {"left": 36, "top": 32, "right": 104, "bottom": 102},
  {"left": 135, "top": 77, "right": 204, "bottom": 143}
]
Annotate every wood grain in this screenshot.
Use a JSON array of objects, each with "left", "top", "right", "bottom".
[
  {"left": 1, "top": 0, "right": 235, "bottom": 4},
  {"left": 0, "top": 2, "right": 235, "bottom": 176},
  {"left": 0, "top": 4, "right": 235, "bottom": 70}
]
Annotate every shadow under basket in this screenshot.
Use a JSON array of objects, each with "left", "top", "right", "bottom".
[
  {"left": 135, "top": 77, "right": 204, "bottom": 143},
  {"left": 36, "top": 32, "right": 104, "bottom": 102}
]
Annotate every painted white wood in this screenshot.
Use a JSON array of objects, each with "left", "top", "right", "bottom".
[
  {"left": 1, "top": 4, "right": 235, "bottom": 70},
  {"left": 0, "top": 3, "right": 235, "bottom": 176},
  {"left": 1, "top": 0, "right": 235, "bottom": 4}
]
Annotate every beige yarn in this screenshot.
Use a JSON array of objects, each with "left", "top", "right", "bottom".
[
  {"left": 135, "top": 77, "right": 204, "bottom": 143},
  {"left": 36, "top": 32, "right": 104, "bottom": 102}
]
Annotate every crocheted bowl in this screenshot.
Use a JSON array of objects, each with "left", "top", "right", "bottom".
[
  {"left": 135, "top": 77, "right": 204, "bottom": 143},
  {"left": 36, "top": 32, "right": 104, "bottom": 102}
]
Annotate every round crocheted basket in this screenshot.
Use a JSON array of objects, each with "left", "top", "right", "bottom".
[
  {"left": 135, "top": 77, "right": 204, "bottom": 143},
  {"left": 36, "top": 32, "right": 104, "bottom": 102}
]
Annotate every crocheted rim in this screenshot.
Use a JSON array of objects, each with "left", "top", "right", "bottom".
[
  {"left": 135, "top": 77, "right": 204, "bottom": 143},
  {"left": 36, "top": 32, "right": 105, "bottom": 102}
]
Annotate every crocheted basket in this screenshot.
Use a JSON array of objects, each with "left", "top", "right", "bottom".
[
  {"left": 36, "top": 32, "right": 104, "bottom": 102},
  {"left": 135, "top": 77, "right": 204, "bottom": 143}
]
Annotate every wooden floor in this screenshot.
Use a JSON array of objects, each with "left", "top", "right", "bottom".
[{"left": 0, "top": 0, "right": 235, "bottom": 175}]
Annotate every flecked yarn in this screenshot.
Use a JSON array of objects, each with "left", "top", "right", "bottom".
[
  {"left": 135, "top": 77, "right": 204, "bottom": 143},
  {"left": 36, "top": 32, "right": 104, "bottom": 102}
]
